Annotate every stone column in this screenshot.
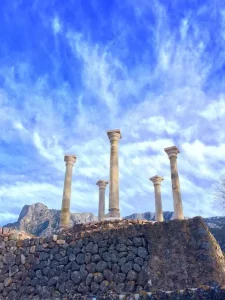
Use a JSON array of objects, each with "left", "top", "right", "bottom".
[
  {"left": 107, "top": 129, "right": 122, "bottom": 218},
  {"left": 149, "top": 175, "right": 164, "bottom": 222},
  {"left": 164, "top": 146, "right": 184, "bottom": 220},
  {"left": 96, "top": 180, "right": 108, "bottom": 221},
  {"left": 59, "top": 154, "right": 76, "bottom": 229}
]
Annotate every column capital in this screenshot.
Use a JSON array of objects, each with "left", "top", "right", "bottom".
[
  {"left": 96, "top": 180, "right": 109, "bottom": 189},
  {"left": 149, "top": 175, "right": 164, "bottom": 185},
  {"left": 164, "top": 146, "right": 180, "bottom": 158},
  {"left": 64, "top": 154, "right": 76, "bottom": 164},
  {"left": 107, "top": 129, "right": 122, "bottom": 142}
]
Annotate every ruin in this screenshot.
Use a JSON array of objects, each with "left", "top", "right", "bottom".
[
  {"left": 58, "top": 131, "right": 186, "bottom": 225},
  {"left": 106, "top": 129, "right": 122, "bottom": 219},
  {"left": 59, "top": 154, "right": 76, "bottom": 229},
  {"left": 149, "top": 176, "right": 164, "bottom": 222},
  {"left": 0, "top": 217, "right": 225, "bottom": 299},
  {"left": 96, "top": 180, "right": 108, "bottom": 222},
  {"left": 164, "top": 146, "right": 184, "bottom": 220},
  {"left": 21, "top": 132, "right": 224, "bottom": 298}
]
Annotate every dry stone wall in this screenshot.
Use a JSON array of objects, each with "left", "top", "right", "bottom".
[{"left": 0, "top": 217, "right": 225, "bottom": 299}]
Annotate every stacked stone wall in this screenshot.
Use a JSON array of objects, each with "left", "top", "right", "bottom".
[{"left": 0, "top": 217, "right": 225, "bottom": 299}]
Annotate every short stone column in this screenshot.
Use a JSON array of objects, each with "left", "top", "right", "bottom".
[
  {"left": 149, "top": 176, "right": 164, "bottom": 222},
  {"left": 164, "top": 146, "right": 184, "bottom": 220},
  {"left": 96, "top": 180, "right": 108, "bottom": 221},
  {"left": 107, "top": 129, "right": 122, "bottom": 218},
  {"left": 59, "top": 154, "right": 76, "bottom": 229}
]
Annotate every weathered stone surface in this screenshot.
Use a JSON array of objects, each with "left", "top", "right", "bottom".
[
  {"left": 103, "top": 269, "right": 114, "bottom": 282},
  {"left": 112, "top": 263, "right": 120, "bottom": 274},
  {"left": 116, "top": 244, "right": 127, "bottom": 252},
  {"left": 127, "top": 251, "right": 136, "bottom": 261},
  {"left": 4, "top": 277, "right": 12, "bottom": 287},
  {"left": 76, "top": 253, "right": 85, "bottom": 265},
  {"left": 80, "top": 265, "right": 88, "bottom": 279},
  {"left": 138, "top": 247, "right": 148, "bottom": 258},
  {"left": 78, "top": 282, "right": 89, "bottom": 293},
  {"left": 128, "top": 246, "right": 138, "bottom": 254},
  {"left": 102, "top": 251, "right": 111, "bottom": 262},
  {"left": 133, "top": 237, "right": 143, "bottom": 247},
  {"left": 94, "top": 273, "right": 104, "bottom": 283},
  {"left": 84, "top": 253, "right": 91, "bottom": 264},
  {"left": 96, "top": 261, "right": 108, "bottom": 272},
  {"left": 118, "top": 257, "right": 126, "bottom": 267},
  {"left": 48, "top": 276, "right": 58, "bottom": 287},
  {"left": 133, "top": 263, "right": 141, "bottom": 272},
  {"left": 71, "top": 271, "right": 82, "bottom": 284},
  {"left": 134, "top": 257, "right": 144, "bottom": 266},
  {"left": 125, "top": 280, "right": 136, "bottom": 293},
  {"left": 71, "top": 261, "right": 80, "bottom": 271},
  {"left": 86, "top": 263, "right": 96, "bottom": 273},
  {"left": 91, "top": 254, "right": 101, "bottom": 263},
  {"left": 0, "top": 216, "right": 224, "bottom": 298},
  {"left": 9, "top": 265, "right": 19, "bottom": 276},
  {"left": 3, "top": 253, "right": 16, "bottom": 266},
  {"left": 127, "top": 270, "right": 138, "bottom": 281},
  {"left": 91, "top": 281, "right": 99, "bottom": 293},
  {"left": 86, "top": 273, "right": 93, "bottom": 286},
  {"left": 117, "top": 282, "right": 125, "bottom": 293},
  {"left": 121, "top": 261, "right": 133, "bottom": 274},
  {"left": 91, "top": 243, "right": 98, "bottom": 254},
  {"left": 137, "top": 270, "right": 148, "bottom": 286},
  {"left": 114, "top": 273, "right": 126, "bottom": 284}
]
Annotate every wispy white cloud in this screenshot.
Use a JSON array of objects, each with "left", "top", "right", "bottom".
[
  {"left": 0, "top": 0, "right": 225, "bottom": 225},
  {"left": 199, "top": 95, "right": 225, "bottom": 120},
  {"left": 52, "top": 16, "right": 61, "bottom": 35}
]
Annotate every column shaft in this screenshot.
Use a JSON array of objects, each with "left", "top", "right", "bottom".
[
  {"left": 170, "top": 156, "right": 184, "bottom": 219},
  {"left": 97, "top": 180, "right": 108, "bottom": 221},
  {"left": 164, "top": 146, "right": 184, "bottom": 220},
  {"left": 109, "top": 139, "right": 119, "bottom": 215},
  {"left": 99, "top": 188, "right": 105, "bottom": 221},
  {"left": 60, "top": 155, "right": 76, "bottom": 228},
  {"left": 107, "top": 130, "right": 121, "bottom": 218},
  {"left": 154, "top": 184, "right": 164, "bottom": 222},
  {"left": 150, "top": 176, "right": 164, "bottom": 222}
]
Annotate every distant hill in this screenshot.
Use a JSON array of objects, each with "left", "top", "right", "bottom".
[{"left": 4, "top": 203, "right": 225, "bottom": 251}]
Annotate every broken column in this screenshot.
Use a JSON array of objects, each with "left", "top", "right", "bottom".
[
  {"left": 164, "top": 146, "right": 184, "bottom": 219},
  {"left": 96, "top": 180, "right": 108, "bottom": 221},
  {"left": 149, "top": 175, "right": 164, "bottom": 222},
  {"left": 107, "top": 129, "right": 122, "bottom": 218},
  {"left": 59, "top": 154, "right": 76, "bottom": 229}
]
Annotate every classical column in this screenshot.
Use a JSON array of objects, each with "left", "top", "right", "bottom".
[
  {"left": 96, "top": 180, "right": 108, "bottom": 221},
  {"left": 107, "top": 129, "right": 122, "bottom": 218},
  {"left": 164, "top": 146, "right": 184, "bottom": 220},
  {"left": 149, "top": 175, "right": 164, "bottom": 222},
  {"left": 59, "top": 154, "right": 76, "bottom": 229}
]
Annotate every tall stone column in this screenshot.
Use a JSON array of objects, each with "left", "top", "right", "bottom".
[
  {"left": 96, "top": 180, "right": 108, "bottom": 221},
  {"left": 59, "top": 154, "right": 76, "bottom": 229},
  {"left": 107, "top": 129, "right": 122, "bottom": 218},
  {"left": 149, "top": 175, "right": 164, "bottom": 222},
  {"left": 164, "top": 146, "right": 184, "bottom": 220}
]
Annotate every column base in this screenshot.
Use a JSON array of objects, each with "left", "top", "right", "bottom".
[
  {"left": 105, "top": 211, "right": 121, "bottom": 221},
  {"left": 104, "top": 216, "right": 122, "bottom": 221},
  {"left": 108, "top": 208, "right": 120, "bottom": 218},
  {"left": 58, "top": 224, "right": 70, "bottom": 231}
]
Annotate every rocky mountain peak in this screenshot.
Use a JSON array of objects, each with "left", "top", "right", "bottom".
[{"left": 5, "top": 202, "right": 97, "bottom": 237}]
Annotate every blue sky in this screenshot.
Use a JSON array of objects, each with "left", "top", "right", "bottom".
[{"left": 0, "top": 0, "right": 225, "bottom": 225}]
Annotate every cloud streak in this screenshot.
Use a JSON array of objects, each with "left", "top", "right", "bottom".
[{"left": 0, "top": 0, "right": 225, "bottom": 225}]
